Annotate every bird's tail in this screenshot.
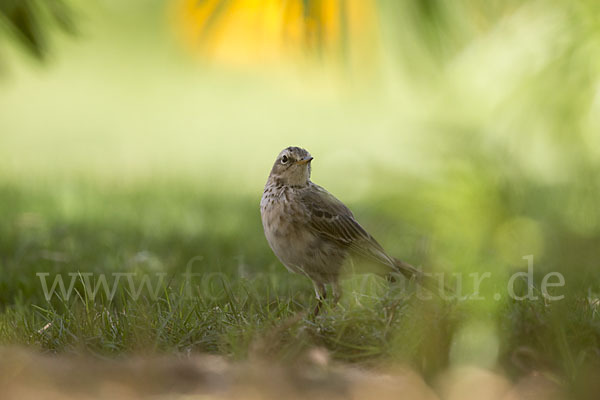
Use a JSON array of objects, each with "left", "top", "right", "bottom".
[{"left": 390, "top": 257, "right": 453, "bottom": 298}]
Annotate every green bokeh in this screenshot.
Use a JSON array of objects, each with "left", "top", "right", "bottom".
[{"left": 1, "top": 0, "right": 599, "bottom": 389}]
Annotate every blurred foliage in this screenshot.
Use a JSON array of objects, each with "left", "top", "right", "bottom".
[
  {"left": 1, "top": 0, "right": 600, "bottom": 396},
  {"left": 173, "top": 0, "right": 378, "bottom": 67},
  {"left": 0, "top": 0, "right": 75, "bottom": 60}
]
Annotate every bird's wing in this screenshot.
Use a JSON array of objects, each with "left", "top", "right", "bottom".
[
  {"left": 299, "top": 183, "right": 443, "bottom": 291},
  {"left": 299, "top": 184, "right": 397, "bottom": 268}
]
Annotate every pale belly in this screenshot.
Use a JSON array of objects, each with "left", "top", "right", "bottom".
[
  {"left": 261, "top": 200, "right": 312, "bottom": 275},
  {"left": 260, "top": 194, "right": 346, "bottom": 283}
]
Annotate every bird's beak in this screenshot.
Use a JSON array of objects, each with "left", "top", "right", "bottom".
[{"left": 296, "top": 156, "right": 313, "bottom": 165}]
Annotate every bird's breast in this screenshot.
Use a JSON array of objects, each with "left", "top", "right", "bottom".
[{"left": 260, "top": 188, "right": 315, "bottom": 271}]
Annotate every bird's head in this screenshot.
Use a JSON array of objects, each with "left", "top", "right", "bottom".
[{"left": 269, "top": 146, "right": 313, "bottom": 186}]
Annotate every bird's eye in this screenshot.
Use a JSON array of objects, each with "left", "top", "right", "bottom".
[{"left": 281, "top": 155, "right": 289, "bottom": 164}]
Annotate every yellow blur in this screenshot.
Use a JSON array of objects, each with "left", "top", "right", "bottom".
[{"left": 172, "top": 0, "right": 379, "bottom": 67}]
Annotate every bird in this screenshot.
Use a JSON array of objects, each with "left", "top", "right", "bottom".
[{"left": 260, "top": 146, "right": 439, "bottom": 315}]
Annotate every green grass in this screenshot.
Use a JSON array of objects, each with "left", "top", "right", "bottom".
[{"left": 1, "top": 177, "right": 599, "bottom": 390}]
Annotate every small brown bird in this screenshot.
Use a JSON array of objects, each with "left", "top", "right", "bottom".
[{"left": 260, "top": 146, "right": 435, "bottom": 315}]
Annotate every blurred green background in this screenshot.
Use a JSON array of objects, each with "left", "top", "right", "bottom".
[{"left": 1, "top": 0, "right": 600, "bottom": 393}]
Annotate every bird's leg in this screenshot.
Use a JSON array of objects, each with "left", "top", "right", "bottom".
[
  {"left": 332, "top": 281, "right": 342, "bottom": 305},
  {"left": 313, "top": 282, "right": 326, "bottom": 316}
]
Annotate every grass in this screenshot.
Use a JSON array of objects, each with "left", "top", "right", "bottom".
[
  {"left": 0, "top": 178, "right": 451, "bottom": 365},
  {"left": 1, "top": 176, "right": 599, "bottom": 393}
]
